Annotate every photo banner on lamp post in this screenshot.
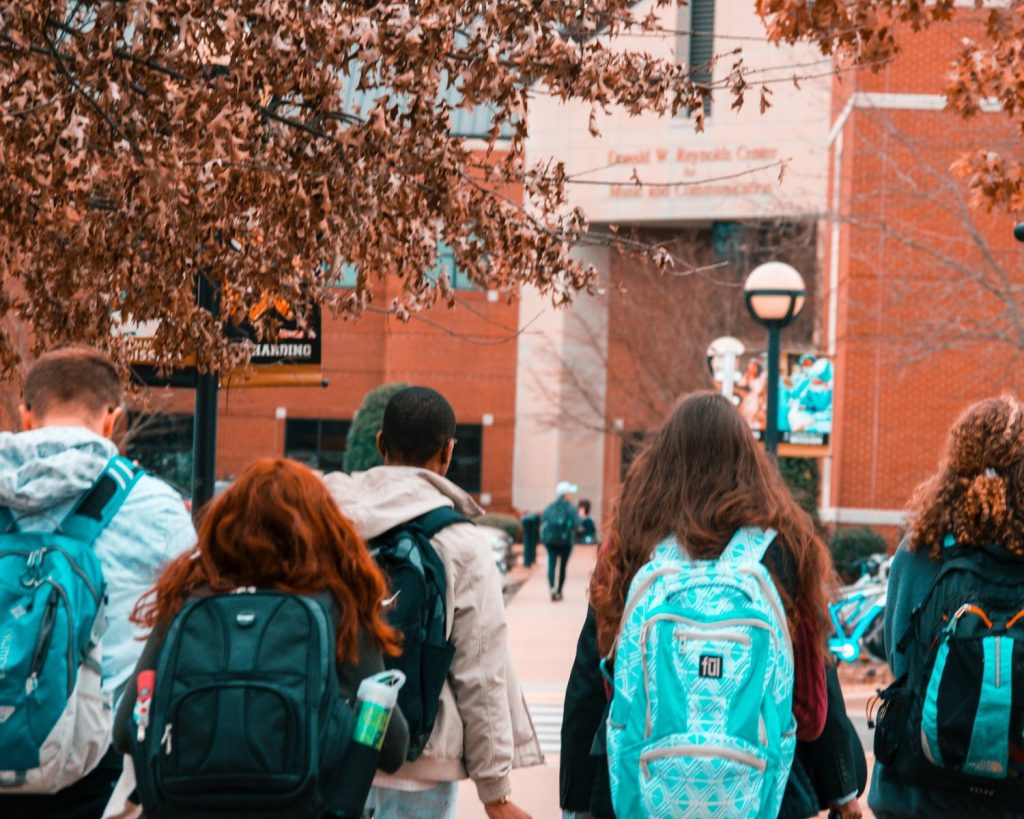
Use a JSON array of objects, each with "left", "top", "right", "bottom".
[{"left": 713, "top": 350, "right": 833, "bottom": 457}]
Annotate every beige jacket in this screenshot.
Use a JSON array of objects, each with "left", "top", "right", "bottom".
[{"left": 323, "top": 466, "right": 543, "bottom": 803}]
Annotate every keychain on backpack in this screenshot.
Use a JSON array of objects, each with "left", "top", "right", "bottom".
[{"left": 134, "top": 670, "right": 155, "bottom": 742}]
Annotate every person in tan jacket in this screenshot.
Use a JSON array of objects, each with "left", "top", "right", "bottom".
[{"left": 324, "top": 386, "right": 543, "bottom": 819}]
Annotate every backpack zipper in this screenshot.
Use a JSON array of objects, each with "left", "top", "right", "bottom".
[
  {"left": 640, "top": 743, "right": 766, "bottom": 779},
  {"left": 25, "top": 587, "right": 59, "bottom": 695},
  {"left": 641, "top": 614, "right": 772, "bottom": 739},
  {"left": 996, "top": 636, "right": 1002, "bottom": 688},
  {"left": 161, "top": 723, "right": 173, "bottom": 755},
  {"left": 40, "top": 579, "right": 76, "bottom": 696}
]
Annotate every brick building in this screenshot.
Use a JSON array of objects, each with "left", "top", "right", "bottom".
[{"left": 821, "top": 11, "right": 1024, "bottom": 536}]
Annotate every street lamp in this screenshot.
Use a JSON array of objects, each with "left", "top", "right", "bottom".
[
  {"left": 743, "top": 262, "right": 806, "bottom": 457},
  {"left": 1014, "top": 223, "right": 1024, "bottom": 243}
]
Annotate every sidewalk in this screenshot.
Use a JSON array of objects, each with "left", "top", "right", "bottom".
[{"left": 456, "top": 545, "right": 596, "bottom": 818}]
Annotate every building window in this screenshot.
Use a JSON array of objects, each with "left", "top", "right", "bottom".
[
  {"left": 676, "top": 0, "right": 715, "bottom": 115},
  {"left": 123, "top": 412, "right": 194, "bottom": 497},
  {"left": 285, "top": 418, "right": 352, "bottom": 472},
  {"left": 448, "top": 423, "right": 483, "bottom": 494},
  {"left": 332, "top": 244, "right": 479, "bottom": 291}
]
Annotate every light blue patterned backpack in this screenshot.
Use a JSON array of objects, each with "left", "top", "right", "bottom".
[{"left": 605, "top": 528, "right": 796, "bottom": 818}]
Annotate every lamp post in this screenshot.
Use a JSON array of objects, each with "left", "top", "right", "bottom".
[
  {"left": 743, "top": 262, "right": 806, "bottom": 458},
  {"left": 1014, "top": 223, "right": 1024, "bottom": 243}
]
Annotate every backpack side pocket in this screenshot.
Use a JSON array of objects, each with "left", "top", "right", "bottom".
[{"left": 872, "top": 675, "right": 911, "bottom": 766}]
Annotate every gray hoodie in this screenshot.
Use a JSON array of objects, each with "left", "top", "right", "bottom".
[
  {"left": 324, "top": 466, "right": 543, "bottom": 804},
  {"left": 0, "top": 426, "right": 196, "bottom": 696}
]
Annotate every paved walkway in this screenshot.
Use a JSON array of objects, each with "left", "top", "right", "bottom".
[
  {"left": 456, "top": 545, "right": 594, "bottom": 818},
  {"left": 456, "top": 546, "right": 877, "bottom": 819}
]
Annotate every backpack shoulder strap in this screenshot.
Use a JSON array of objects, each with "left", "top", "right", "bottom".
[
  {"left": 57, "top": 455, "right": 143, "bottom": 546},
  {"left": 721, "top": 527, "right": 778, "bottom": 564},
  {"left": 411, "top": 506, "right": 470, "bottom": 539},
  {"left": 0, "top": 505, "right": 17, "bottom": 534},
  {"left": 894, "top": 546, "right": 990, "bottom": 653}
]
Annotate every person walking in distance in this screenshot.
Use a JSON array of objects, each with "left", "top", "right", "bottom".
[
  {"left": 325, "top": 386, "right": 542, "bottom": 819},
  {"left": 0, "top": 347, "right": 196, "bottom": 819},
  {"left": 542, "top": 482, "right": 579, "bottom": 601}
]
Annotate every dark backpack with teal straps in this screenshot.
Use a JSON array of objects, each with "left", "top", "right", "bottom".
[
  {"left": 370, "top": 507, "right": 467, "bottom": 760},
  {"left": 874, "top": 543, "right": 1024, "bottom": 808},
  {"left": 0, "top": 455, "right": 140, "bottom": 793},
  {"left": 131, "top": 590, "right": 356, "bottom": 819}
]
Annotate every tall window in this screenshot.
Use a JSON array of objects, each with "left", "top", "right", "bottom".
[
  {"left": 123, "top": 412, "right": 194, "bottom": 497},
  {"left": 676, "top": 0, "right": 715, "bottom": 114},
  {"left": 448, "top": 423, "right": 483, "bottom": 494},
  {"left": 284, "top": 418, "right": 352, "bottom": 472}
]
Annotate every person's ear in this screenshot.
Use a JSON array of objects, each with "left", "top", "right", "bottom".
[
  {"left": 439, "top": 439, "right": 455, "bottom": 475},
  {"left": 101, "top": 406, "right": 124, "bottom": 440},
  {"left": 18, "top": 404, "right": 35, "bottom": 431},
  {"left": 376, "top": 430, "right": 386, "bottom": 460}
]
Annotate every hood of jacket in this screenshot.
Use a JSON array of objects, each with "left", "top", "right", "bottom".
[
  {"left": 322, "top": 465, "right": 483, "bottom": 540},
  {"left": 0, "top": 426, "right": 117, "bottom": 513}
]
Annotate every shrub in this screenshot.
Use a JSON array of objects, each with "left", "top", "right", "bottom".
[
  {"left": 779, "top": 457, "right": 820, "bottom": 522},
  {"left": 343, "top": 382, "right": 409, "bottom": 473},
  {"left": 476, "top": 513, "right": 524, "bottom": 542},
  {"left": 831, "top": 526, "right": 887, "bottom": 582}
]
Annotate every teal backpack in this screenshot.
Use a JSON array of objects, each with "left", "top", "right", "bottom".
[
  {"left": 605, "top": 528, "right": 796, "bottom": 819},
  {"left": 0, "top": 455, "right": 141, "bottom": 793}
]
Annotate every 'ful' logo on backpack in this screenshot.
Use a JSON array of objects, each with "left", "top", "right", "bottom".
[{"left": 699, "top": 654, "right": 723, "bottom": 679}]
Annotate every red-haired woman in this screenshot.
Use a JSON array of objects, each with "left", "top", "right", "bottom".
[{"left": 112, "top": 458, "right": 408, "bottom": 810}]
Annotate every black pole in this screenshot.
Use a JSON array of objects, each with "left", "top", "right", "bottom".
[
  {"left": 764, "top": 323, "right": 781, "bottom": 459},
  {"left": 191, "top": 276, "right": 218, "bottom": 516}
]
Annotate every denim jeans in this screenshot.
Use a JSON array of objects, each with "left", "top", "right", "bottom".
[{"left": 365, "top": 782, "right": 458, "bottom": 819}]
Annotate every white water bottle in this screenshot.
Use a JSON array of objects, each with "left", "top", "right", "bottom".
[{"left": 353, "top": 670, "right": 405, "bottom": 750}]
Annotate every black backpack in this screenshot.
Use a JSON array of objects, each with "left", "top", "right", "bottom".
[
  {"left": 873, "top": 544, "right": 1024, "bottom": 809},
  {"left": 541, "top": 499, "right": 574, "bottom": 545},
  {"left": 370, "top": 507, "right": 467, "bottom": 760},
  {"left": 132, "top": 591, "right": 355, "bottom": 819}
]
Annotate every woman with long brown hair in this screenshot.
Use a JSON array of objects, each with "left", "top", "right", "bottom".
[
  {"left": 112, "top": 458, "right": 409, "bottom": 814},
  {"left": 870, "top": 397, "right": 1024, "bottom": 818},
  {"left": 561, "top": 392, "right": 863, "bottom": 819}
]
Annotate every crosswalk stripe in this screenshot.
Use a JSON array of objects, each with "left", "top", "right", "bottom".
[{"left": 528, "top": 701, "right": 564, "bottom": 755}]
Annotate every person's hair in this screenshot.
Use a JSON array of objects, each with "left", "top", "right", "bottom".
[
  {"left": 23, "top": 346, "right": 122, "bottom": 420},
  {"left": 590, "top": 392, "right": 833, "bottom": 656},
  {"left": 909, "top": 396, "right": 1024, "bottom": 559},
  {"left": 579, "top": 499, "right": 591, "bottom": 515},
  {"left": 133, "top": 458, "right": 399, "bottom": 662},
  {"left": 380, "top": 386, "right": 456, "bottom": 466}
]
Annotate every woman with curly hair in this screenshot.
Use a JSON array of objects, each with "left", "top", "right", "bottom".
[
  {"left": 870, "top": 396, "right": 1024, "bottom": 818},
  {"left": 561, "top": 393, "right": 865, "bottom": 819}
]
